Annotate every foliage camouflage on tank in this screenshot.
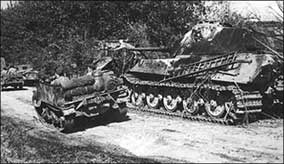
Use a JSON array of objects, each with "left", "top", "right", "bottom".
[{"left": 121, "top": 22, "right": 283, "bottom": 125}]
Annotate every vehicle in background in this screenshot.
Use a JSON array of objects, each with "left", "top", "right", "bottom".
[
  {"left": 16, "top": 64, "right": 39, "bottom": 86},
  {"left": 1, "top": 58, "right": 24, "bottom": 90}
]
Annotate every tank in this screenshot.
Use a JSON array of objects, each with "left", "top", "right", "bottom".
[
  {"left": 32, "top": 69, "right": 128, "bottom": 132},
  {"left": 121, "top": 22, "right": 283, "bottom": 124}
]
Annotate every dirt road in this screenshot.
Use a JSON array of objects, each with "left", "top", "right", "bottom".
[{"left": 1, "top": 87, "right": 283, "bottom": 163}]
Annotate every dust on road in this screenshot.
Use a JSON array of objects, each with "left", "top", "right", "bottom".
[{"left": 1, "top": 87, "right": 283, "bottom": 163}]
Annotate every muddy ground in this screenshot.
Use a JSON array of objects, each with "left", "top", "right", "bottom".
[{"left": 1, "top": 87, "right": 283, "bottom": 163}]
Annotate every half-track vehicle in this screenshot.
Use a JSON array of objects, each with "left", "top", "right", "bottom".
[
  {"left": 32, "top": 69, "right": 128, "bottom": 131},
  {"left": 120, "top": 22, "right": 283, "bottom": 125}
]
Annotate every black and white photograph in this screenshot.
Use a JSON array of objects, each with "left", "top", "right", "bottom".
[{"left": 1, "top": 0, "right": 283, "bottom": 163}]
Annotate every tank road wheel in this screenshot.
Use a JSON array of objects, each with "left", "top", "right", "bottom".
[
  {"left": 182, "top": 97, "right": 200, "bottom": 115},
  {"left": 146, "top": 93, "right": 160, "bottom": 109},
  {"left": 163, "top": 95, "right": 179, "bottom": 112},
  {"left": 204, "top": 90, "right": 227, "bottom": 118},
  {"left": 205, "top": 100, "right": 226, "bottom": 118},
  {"left": 130, "top": 91, "right": 139, "bottom": 105},
  {"left": 136, "top": 93, "right": 145, "bottom": 106},
  {"left": 130, "top": 91, "right": 144, "bottom": 106}
]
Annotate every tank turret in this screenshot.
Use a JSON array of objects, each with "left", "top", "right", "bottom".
[{"left": 174, "top": 22, "right": 264, "bottom": 56}]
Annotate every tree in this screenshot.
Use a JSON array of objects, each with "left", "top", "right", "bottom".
[{"left": 1, "top": 1, "right": 206, "bottom": 75}]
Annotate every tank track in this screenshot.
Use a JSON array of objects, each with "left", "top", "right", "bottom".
[
  {"left": 34, "top": 104, "right": 65, "bottom": 131},
  {"left": 123, "top": 73, "right": 263, "bottom": 125},
  {"left": 34, "top": 87, "right": 128, "bottom": 132},
  {"left": 127, "top": 104, "right": 234, "bottom": 125}
]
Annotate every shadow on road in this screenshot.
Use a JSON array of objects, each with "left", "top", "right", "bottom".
[
  {"left": 62, "top": 109, "right": 131, "bottom": 134},
  {"left": 1, "top": 87, "right": 28, "bottom": 92},
  {"left": 1, "top": 116, "right": 158, "bottom": 163},
  {"left": 246, "top": 104, "right": 283, "bottom": 124}
]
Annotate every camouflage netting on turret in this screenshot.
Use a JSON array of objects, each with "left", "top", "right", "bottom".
[{"left": 177, "top": 22, "right": 265, "bottom": 55}]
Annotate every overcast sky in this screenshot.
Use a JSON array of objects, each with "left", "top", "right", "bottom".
[
  {"left": 229, "top": 1, "right": 281, "bottom": 21},
  {"left": 1, "top": 1, "right": 282, "bottom": 21},
  {"left": 1, "top": 1, "right": 11, "bottom": 9}
]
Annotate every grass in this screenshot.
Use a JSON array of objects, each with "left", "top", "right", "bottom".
[{"left": 1, "top": 116, "right": 159, "bottom": 163}]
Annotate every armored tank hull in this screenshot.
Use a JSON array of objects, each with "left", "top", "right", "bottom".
[
  {"left": 122, "top": 22, "right": 283, "bottom": 124},
  {"left": 124, "top": 53, "right": 282, "bottom": 124}
]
